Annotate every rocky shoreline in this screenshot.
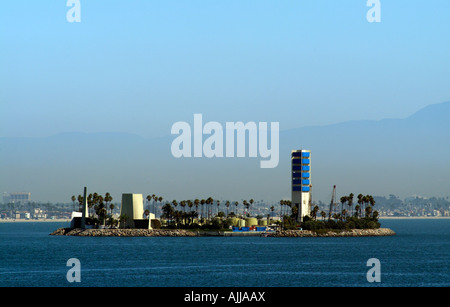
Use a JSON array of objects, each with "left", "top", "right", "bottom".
[
  {"left": 274, "top": 228, "right": 395, "bottom": 237},
  {"left": 50, "top": 227, "right": 395, "bottom": 237},
  {"left": 50, "top": 228, "right": 198, "bottom": 237}
]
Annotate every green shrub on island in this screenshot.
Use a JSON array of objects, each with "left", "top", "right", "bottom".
[{"left": 162, "top": 217, "right": 233, "bottom": 231}]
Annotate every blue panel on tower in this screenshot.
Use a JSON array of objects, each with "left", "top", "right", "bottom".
[
  {"left": 302, "top": 173, "right": 310, "bottom": 178},
  {"left": 302, "top": 187, "right": 310, "bottom": 192},
  {"left": 302, "top": 159, "right": 310, "bottom": 164},
  {"left": 302, "top": 166, "right": 310, "bottom": 171},
  {"left": 301, "top": 152, "right": 310, "bottom": 157},
  {"left": 302, "top": 179, "right": 310, "bottom": 185}
]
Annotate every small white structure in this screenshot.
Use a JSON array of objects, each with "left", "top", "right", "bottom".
[{"left": 70, "top": 211, "right": 82, "bottom": 228}]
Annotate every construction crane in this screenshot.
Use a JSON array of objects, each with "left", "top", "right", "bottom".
[{"left": 328, "top": 185, "right": 336, "bottom": 221}]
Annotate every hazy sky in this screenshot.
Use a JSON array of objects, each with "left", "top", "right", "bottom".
[
  {"left": 1, "top": 1, "right": 449, "bottom": 203},
  {"left": 1, "top": 0, "right": 449, "bottom": 138}
]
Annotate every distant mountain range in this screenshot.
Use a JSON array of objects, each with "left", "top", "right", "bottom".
[{"left": 1, "top": 101, "right": 449, "bottom": 203}]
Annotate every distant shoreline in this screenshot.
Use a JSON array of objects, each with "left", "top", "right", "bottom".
[
  {"left": 1, "top": 216, "right": 449, "bottom": 223},
  {"left": 378, "top": 216, "right": 450, "bottom": 219},
  {"left": 0, "top": 219, "right": 70, "bottom": 223}
]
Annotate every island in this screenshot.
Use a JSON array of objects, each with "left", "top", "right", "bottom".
[{"left": 50, "top": 190, "right": 395, "bottom": 238}]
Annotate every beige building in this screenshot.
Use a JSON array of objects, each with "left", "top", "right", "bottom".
[{"left": 120, "top": 193, "right": 152, "bottom": 229}]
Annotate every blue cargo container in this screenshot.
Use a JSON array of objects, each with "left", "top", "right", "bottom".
[
  {"left": 256, "top": 227, "right": 266, "bottom": 232},
  {"left": 241, "top": 227, "right": 250, "bottom": 231}
]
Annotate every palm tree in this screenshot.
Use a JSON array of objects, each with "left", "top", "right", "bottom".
[
  {"left": 243, "top": 200, "right": 248, "bottom": 217},
  {"left": 152, "top": 194, "right": 157, "bottom": 214},
  {"left": 172, "top": 200, "right": 178, "bottom": 212},
  {"left": 320, "top": 210, "right": 326, "bottom": 221},
  {"left": 172, "top": 199, "right": 178, "bottom": 223},
  {"left": 225, "top": 201, "right": 230, "bottom": 217},
  {"left": 372, "top": 210, "right": 379, "bottom": 220},
  {"left": 216, "top": 200, "right": 220, "bottom": 217},
  {"left": 77, "top": 195, "right": 83, "bottom": 212},
  {"left": 354, "top": 205, "right": 361, "bottom": 218},
  {"left": 234, "top": 201, "right": 239, "bottom": 217},
  {"left": 87, "top": 193, "right": 94, "bottom": 217},
  {"left": 146, "top": 195, "right": 152, "bottom": 211},
  {"left": 194, "top": 199, "right": 200, "bottom": 217},
  {"left": 357, "top": 194, "right": 364, "bottom": 218},
  {"left": 180, "top": 200, "right": 186, "bottom": 224},
  {"left": 365, "top": 205, "right": 373, "bottom": 218},
  {"left": 280, "top": 200, "right": 285, "bottom": 218},
  {"left": 161, "top": 202, "right": 174, "bottom": 223},
  {"left": 340, "top": 196, "right": 347, "bottom": 216},
  {"left": 109, "top": 203, "right": 115, "bottom": 215},
  {"left": 249, "top": 199, "right": 254, "bottom": 217},
  {"left": 71, "top": 195, "right": 76, "bottom": 211},
  {"left": 312, "top": 205, "right": 319, "bottom": 220},
  {"left": 291, "top": 205, "right": 298, "bottom": 220},
  {"left": 348, "top": 193, "right": 354, "bottom": 217},
  {"left": 185, "top": 200, "right": 192, "bottom": 224},
  {"left": 200, "top": 199, "right": 206, "bottom": 220},
  {"left": 363, "top": 195, "right": 371, "bottom": 217},
  {"left": 105, "top": 192, "right": 112, "bottom": 206},
  {"left": 206, "top": 197, "right": 213, "bottom": 220},
  {"left": 369, "top": 195, "right": 376, "bottom": 210},
  {"left": 158, "top": 196, "right": 163, "bottom": 217},
  {"left": 342, "top": 209, "right": 348, "bottom": 221}
]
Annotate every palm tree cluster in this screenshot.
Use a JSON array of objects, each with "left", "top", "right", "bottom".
[
  {"left": 277, "top": 193, "right": 380, "bottom": 231},
  {"left": 147, "top": 196, "right": 256, "bottom": 229},
  {"left": 315, "top": 193, "right": 378, "bottom": 222},
  {"left": 71, "top": 192, "right": 117, "bottom": 227},
  {"left": 279, "top": 200, "right": 293, "bottom": 218}
]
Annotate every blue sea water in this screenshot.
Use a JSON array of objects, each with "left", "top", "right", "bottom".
[{"left": 0, "top": 219, "right": 449, "bottom": 287}]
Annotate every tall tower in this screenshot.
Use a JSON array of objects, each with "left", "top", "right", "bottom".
[
  {"left": 81, "top": 187, "right": 89, "bottom": 229},
  {"left": 291, "top": 150, "right": 311, "bottom": 222},
  {"left": 120, "top": 193, "right": 145, "bottom": 228}
]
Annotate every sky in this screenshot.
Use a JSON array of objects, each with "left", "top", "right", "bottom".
[
  {"left": 1, "top": 1, "right": 449, "bottom": 203},
  {"left": 1, "top": 0, "right": 449, "bottom": 138}
]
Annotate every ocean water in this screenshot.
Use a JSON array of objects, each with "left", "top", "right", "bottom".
[{"left": 0, "top": 219, "right": 449, "bottom": 287}]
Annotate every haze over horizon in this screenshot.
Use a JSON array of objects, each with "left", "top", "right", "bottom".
[
  {"left": 1, "top": 100, "right": 449, "bottom": 204},
  {"left": 1, "top": 1, "right": 449, "bottom": 204}
]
